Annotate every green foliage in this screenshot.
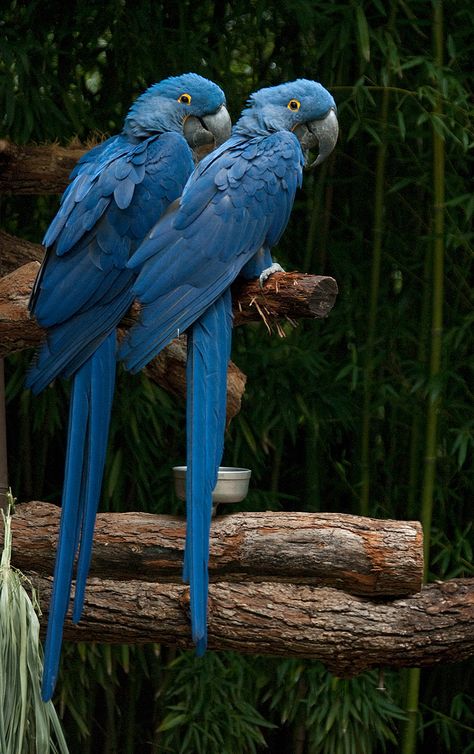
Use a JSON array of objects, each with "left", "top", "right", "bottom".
[
  {"left": 2, "top": 0, "right": 473, "bottom": 752},
  {"left": 421, "top": 691, "right": 474, "bottom": 754},
  {"left": 156, "top": 652, "right": 273, "bottom": 753},
  {"left": 264, "top": 660, "right": 405, "bottom": 754}
]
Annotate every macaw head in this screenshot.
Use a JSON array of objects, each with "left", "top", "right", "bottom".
[
  {"left": 235, "top": 79, "right": 338, "bottom": 168},
  {"left": 123, "top": 73, "right": 231, "bottom": 156}
]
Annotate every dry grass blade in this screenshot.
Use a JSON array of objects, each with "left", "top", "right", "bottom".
[{"left": 0, "top": 492, "right": 69, "bottom": 754}]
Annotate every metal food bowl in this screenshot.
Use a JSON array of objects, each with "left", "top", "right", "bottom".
[{"left": 173, "top": 466, "right": 251, "bottom": 505}]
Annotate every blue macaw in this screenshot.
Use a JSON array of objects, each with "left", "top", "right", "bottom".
[
  {"left": 119, "top": 79, "right": 338, "bottom": 653},
  {"left": 26, "top": 73, "right": 231, "bottom": 700}
]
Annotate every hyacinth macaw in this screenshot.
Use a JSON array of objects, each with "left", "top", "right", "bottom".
[
  {"left": 26, "top": 73, "right": 231, "bottom": 700},
  {"left": 119, "top": 79, "right": 338, "bottom": 653}
]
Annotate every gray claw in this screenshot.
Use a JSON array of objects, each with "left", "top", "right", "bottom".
[{"left": 259, "top": 263, "right": 284, "bottom": 287}]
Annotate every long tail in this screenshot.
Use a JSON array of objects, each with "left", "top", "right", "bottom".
[
  {"left": 184, "top": 289, "right": 233, "bottom": 654},
  {"left": 41, "top": 331, "right": 116, "bottom": 701}
]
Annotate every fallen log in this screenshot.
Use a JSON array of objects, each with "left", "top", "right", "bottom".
[
  {"left": 21, "top": 573, "right": 474, "bottom": 676},
  {"left": 9, "top": 502, "right": 423, "bottom": 596}
]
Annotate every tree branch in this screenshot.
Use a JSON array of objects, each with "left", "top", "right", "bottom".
[
  {"left": 22, "top": 573, "right": 474, "bottom": 675},
  {"left": 0, "top": 139, "right": 87, "bottom": 195},
  {"left": 0, "top": 261, "right": 338, "bottom": 359},
  {"left": 0, "top": 263, "right": 246, "bottom": 421},
  {"left": 10, "top": 502, "right": 423, "bottom": 596},
  {"left": 0, "top": 230, "right": 44, "bottom": 276}
]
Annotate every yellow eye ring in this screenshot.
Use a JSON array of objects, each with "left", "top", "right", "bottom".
[
  {"left": 178, "top": 93, "right": 192, "bottom": 105},
  {"left": 287, "top": 99, "right": 301, "bottom": 111}
]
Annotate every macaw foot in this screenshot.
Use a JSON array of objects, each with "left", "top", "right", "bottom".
[{"left": 259, "top": 262, "right": 285, "bottom": 287}]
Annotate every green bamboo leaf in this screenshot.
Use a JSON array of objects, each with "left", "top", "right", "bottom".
[
  {"left": 396, "top": 108, "right": 406, "bottom": 140},
  {"left": 355, "top": 3, "right": 371, "bottom": 62},
  {"left": 157, "top": 712, "right": 189, "bottom": 732}
]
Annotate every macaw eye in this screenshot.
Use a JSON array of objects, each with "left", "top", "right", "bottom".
[
  {"left": 287, "top": 99, "right": 301, "bottom": 111},
  {"left": 178, "top": 93, "right": 192, "bottom": 105}
]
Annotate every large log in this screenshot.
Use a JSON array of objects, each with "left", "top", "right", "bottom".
[
  {"left": 21, "top": 573, "right": 474, "bottom": 675},
  {"left": 7, "top": 505, "right": 471, "bottom": 675},
  {"left": 10, "top": 502, "right": 423, "bottom": 596}
]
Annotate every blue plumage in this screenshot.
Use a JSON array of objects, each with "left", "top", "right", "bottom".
[
  {"left": 119, "top": 79, "right": 338, "bottom": 652},
  {"left": 27, "top": 73, "right": 230, "bottom": 701}
]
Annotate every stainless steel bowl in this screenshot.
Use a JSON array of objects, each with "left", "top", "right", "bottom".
[{"left": 172, "top": 466, "right": 251, "bottom": 504}]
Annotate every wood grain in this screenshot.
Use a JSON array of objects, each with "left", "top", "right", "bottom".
[{"left": 10, "top": 502, "right": 423, "bottom": 595}]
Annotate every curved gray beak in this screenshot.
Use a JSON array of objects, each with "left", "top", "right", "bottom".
[
  {"left": 293, "top": 107, "right": 338, "bottom": 169},
  {"left": 183, "top": 104, "right": 232, "bottom": 158}
]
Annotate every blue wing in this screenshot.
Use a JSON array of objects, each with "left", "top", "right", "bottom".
[
  {"left": 119, "top": 131, "right": 304, "bottom": 372},
  {"left": 28, "top": 132, "right": 193, "bottom": 391},
  {"left": 29, "top": 131, "right": 194, "bottom": 701}
]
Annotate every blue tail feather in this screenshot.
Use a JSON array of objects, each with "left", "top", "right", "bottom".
[
  {"left": 72, "top": 332, "right": 116, "bottom": 622},
  {"left": 184, "top": 289, "right": 233, "bottom": 651},
  {"left": 41, "top": 332, "right": 116, "bottom": 701}
]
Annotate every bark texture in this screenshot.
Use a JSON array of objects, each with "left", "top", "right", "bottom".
[
  {"left": 21, "top": 573, "right": 474, "bottom": 676},
  {"left": 9, "top": 502, "right": 423, "bottom": 596},
  {"left": 0, "top": 139, "right": 86, "bottom": 195}
]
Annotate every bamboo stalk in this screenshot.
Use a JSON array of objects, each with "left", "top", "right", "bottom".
[
  {"left": 359, "top": 0, "right": 400, "bottom": 518},
  {"left": 403, "top": 3, "right": 446, "bottom": 753},
  {"left": 359, "top": 86, "right": 390, "bottom": 516},
  {"left": 401, "top": 667, "right": 421, "bottom": 754},
  {"left": 407, "top": 244, "right": 431, "bottom": 518},
  {"left": 421, "top": 0, "right": 445, "bottom": 577}
]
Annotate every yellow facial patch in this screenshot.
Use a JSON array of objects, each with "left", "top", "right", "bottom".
[{"left": 287, "top": 99, "right": 301, "bottom": 111}]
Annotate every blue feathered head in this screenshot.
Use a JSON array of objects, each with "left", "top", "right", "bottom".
[
  {"left": 234, "top": 79, "right": 338, "bottom": 166},
  {"left": 123, "top": 73, "right": 229, "bottom": 145}
]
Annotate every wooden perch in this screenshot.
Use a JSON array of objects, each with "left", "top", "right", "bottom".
[
  {"left": 0, "top": 259, "right": 336, "bottom": 422},
  {"left": 9, "top": 502, "right": 474, "bottom": 674},
  {"left": 0, "top": 231, "right": 338, "bottom": 324},
  {"left": 10, "top": 502, "right": 423, "bottom": 596},
  {"left": 0, "top": 230, "right": 44, "bottom": 276},
  {"left": 16, "top": 572, "right": 474, "bottom": 676},
  {"left": 0, "top": 261, "right": 338, "bottom": 359},
  {"left": 0, "top": 139, "right": 87, "bottom": 195},
  {"left": 0, "top": 262, "right": 246, "bottom": 421}
]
